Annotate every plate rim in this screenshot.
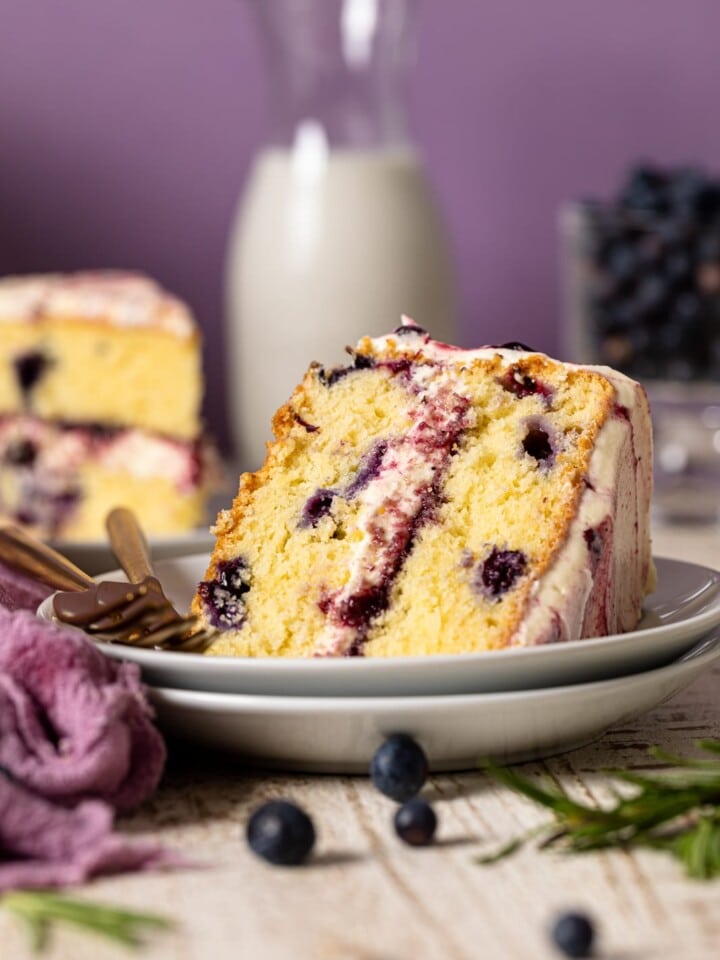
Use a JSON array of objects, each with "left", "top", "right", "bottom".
[
  {"left": 148, "top": 630, "right": 720, "bottom": 710},
  {"left": 36, "top": 553, "right": 720, "bottom": 670}
]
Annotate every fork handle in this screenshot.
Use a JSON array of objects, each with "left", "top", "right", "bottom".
[
  {"left": 106, "top": 507, "right": 154, "bottom": 584},
  {"left": 0, "top": 525, "right": 94, "bottom": 592}
]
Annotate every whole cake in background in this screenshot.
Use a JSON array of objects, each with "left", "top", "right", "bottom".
[
  {"left": 194, "top": 320, "right": 654, "bottom": 658},
  {"left": 0, "top": 272, "right": 217, "bottom": 540}
]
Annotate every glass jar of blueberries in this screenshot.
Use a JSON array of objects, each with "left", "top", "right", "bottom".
[{"left": 562, "top": 164, "right": 720, "bottom": 522}]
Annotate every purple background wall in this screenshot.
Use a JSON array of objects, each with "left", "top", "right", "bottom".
[{"left": 3, "top": 0, "right": 720, "bottom": 447}]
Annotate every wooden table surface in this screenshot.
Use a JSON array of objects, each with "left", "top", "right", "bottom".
[{"left": 2, "top": 523, "right": 719, "bottom": 960}]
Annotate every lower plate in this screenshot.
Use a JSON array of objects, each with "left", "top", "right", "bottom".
[{"left": 149, "top": 630, "right": 720, "bottom": 773}]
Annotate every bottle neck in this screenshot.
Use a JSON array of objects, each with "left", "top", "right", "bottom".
[{"left": 255, "top": 0, "right": 417, "bottom": 150}]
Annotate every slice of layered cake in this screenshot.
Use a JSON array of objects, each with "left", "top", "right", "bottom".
[
  {"left": 0, "top": 272, "right": 216, "bottom": 539},
  {"left": 194, "top": 320, "right": 654, "bottom": 657}
]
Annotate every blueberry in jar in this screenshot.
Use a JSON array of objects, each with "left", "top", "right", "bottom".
[
  {"left": 550, "top": 911, "right": 595, "bottom": 958},
  {"left": 620, "top": 165, "right": 668, "bottom": 214},
  {"left": 393, "top": 798, "right": 437, "bottom": 846},
  {"left": 246, "top": 800, "right": 315, "bottom": 866},
  {"left": 370, "top": 734, "right": 429, "bottom": 802},
  {"left": 605, "top": 243, "right": 638, "bottom": 287}
]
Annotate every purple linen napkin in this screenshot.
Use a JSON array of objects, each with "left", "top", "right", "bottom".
[
  {"left": 0, "top": 559, "right": 178, "bottom": 891},
  {"left": 0, "top": 773, "right": 174, "bottom": 893},
  {"left": 0, "top": 610, "right": 165, "bottom": 812},
  {"left": 0, "top": 559, "right": 52, "bottom": 613}
]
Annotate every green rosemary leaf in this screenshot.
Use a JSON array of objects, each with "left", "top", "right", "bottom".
[
  {"left": 2, "top": 891, "right": 172, "bottom": 953},
  {"left": 478, "top": 739, "right": 720, "bottom": 880},
  {"left": 650, "top": 815, "right": 720, "bottom": 880},
  {"left": 475, "top": 835, "right": 526, "bottom": 865},
  {"left": 484, "top": 762, "right": 598, "bottom": 819}
]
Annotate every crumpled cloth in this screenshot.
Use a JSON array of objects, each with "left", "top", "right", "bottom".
[
  {"left": 0, "top": 559, "right": 52, "bottom": 613},
  {"left": 0, "top": 563, "right": 176, "bottom": 892},
  {"left": 0, "top": 610, "right": 165, "bottom": 812},
  {"left": 0, "top": 774, "right": 172, "bottom": 891}
]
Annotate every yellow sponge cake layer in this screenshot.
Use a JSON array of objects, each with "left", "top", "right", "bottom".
[
  {"left": 0, "top": 273, "right": 201, "bottom": 439},
  {"left": 194, "top": 324, "right": 654, "bottom": 657}
]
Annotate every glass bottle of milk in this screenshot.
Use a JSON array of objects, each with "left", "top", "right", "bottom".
[{"left": 227, "top": 0, "right": 456, "bottom": 467}]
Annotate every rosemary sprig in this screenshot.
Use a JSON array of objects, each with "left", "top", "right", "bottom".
[
  {"left": 478, "top": 739, "right": 720, "bottom": 879},
  {"left": 2, "top": 890, "right": 172, "bottom": 953}
]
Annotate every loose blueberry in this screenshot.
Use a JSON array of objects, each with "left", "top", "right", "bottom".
[
  {"left": 246, "top": 800, "right": 315, "bottom": 866},
  {"left": 14, "top": 351, "right": 50, "bottom": 394},
  {"left": 476, "top": 547, "right": 527, "bottom": 599},
  {"left": 550, "top": 912, "right": 595, "bottom": 958},
  {"left": 4, "top": 439, "right": 38, "bottom": 466},
  {"left": 370, "top": 734, "right": 429, "bottom": 802},
  {"left": 394, "top": 798, "right": 437, "bottom": 846}
]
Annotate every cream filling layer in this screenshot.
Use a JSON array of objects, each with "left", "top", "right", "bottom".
[{"left": 0, "top": 416, "right": 201, "bottom": 491}]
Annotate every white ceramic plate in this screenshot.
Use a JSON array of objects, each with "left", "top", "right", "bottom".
[
  {"left": 148, "top": 630, "right": 720, "bottom": 772},
  {"left": 37, "top": 555, "right": 720, "bottom": 697}
]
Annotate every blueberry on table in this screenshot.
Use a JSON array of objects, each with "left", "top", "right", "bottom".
[
  {"left": 393, "top": 798, "right": 437, "bottom": 847},
  {"left": 550, "top": 912, "right": 595, "bottom": 958},
  {"left": 246, "top": 800, "right": 315, "bottom": 866},
  {"left": 370, "top": 734, "right": 429, "bottom": 802}
]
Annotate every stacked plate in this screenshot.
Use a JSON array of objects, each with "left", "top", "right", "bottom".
[{"left": 38, "top": 555, "right": 720, "bottom": 773}]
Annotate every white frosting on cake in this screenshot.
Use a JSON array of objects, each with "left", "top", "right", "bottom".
[
  {"left": 0, "top": 272, "right": 195, "bottom": 339},
  {"left": 512, "top": 370, "right": 655, "bottom": 645}
]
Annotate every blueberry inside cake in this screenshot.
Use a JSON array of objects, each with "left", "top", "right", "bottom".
[
  {"left": 0, "top": 272, "right": 217, "bottom": 539},
  {"left": 195, "top": 320, "right": 654, "bottom": 657}
]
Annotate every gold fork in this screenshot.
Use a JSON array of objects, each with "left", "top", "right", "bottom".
[
  {"left": 103, "top": 507, "right": 215, "bottom": 652},
  {"left": 0, "top": 523, "right": 213, "bottom": 651}
]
